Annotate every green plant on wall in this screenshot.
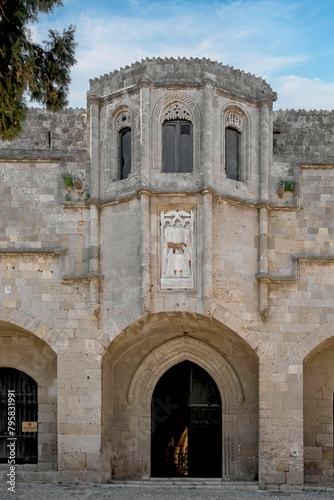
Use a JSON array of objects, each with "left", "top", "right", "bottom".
[
  {"left": 280, "top": 179, "right": 295, "bottom": 192},
  {"left": 64, "top": 194, "right": 72, "bottom": 201},
  {"left": 62, "top": 173, "right": 74, "bottom": 188}
]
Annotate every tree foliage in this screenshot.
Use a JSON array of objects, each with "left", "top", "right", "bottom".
[{"left": 0, "top": 0, "right": 76, "bottom": 141}]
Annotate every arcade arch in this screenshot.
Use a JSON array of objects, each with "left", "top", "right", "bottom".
[
  {"left": 0, "top": 321, "right": 57, "bottom": 471},
  {"left": 101, "top": 312, "right": 259, "bottom": 481}
]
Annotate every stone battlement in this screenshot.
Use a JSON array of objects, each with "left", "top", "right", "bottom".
[{"left": 0, "top": 108, "right": 87, "bottom": 151}]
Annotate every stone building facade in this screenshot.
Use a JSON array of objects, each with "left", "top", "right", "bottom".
[{"left": 0, "top": 58, "right": 334, "bottom": 490}]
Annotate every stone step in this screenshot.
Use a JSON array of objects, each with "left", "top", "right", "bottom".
[{"left": 109, "top": 479, "right": 260, "bottom": 490}]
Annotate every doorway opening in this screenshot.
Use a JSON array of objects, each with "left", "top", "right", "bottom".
[
  {"left": 0, "top": 368, "right": 38, "bottom": 464},
  {"left": 151, "top": 361, "right": 222, "bottom": 477}
]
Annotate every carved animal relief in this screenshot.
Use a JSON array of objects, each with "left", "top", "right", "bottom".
[{"left": 160, "top": 210, "right": 195, "bottom": 289}]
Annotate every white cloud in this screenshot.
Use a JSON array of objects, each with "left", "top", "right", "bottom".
[
  {"left": 273, "top": 75, "right": 334, "bottom": 110},
  {"left": 28, "top": 0, "right": 334, "bottom": 110}
]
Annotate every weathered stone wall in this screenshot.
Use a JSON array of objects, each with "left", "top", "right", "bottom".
[
  {"left": 0, "top": 108, "right": 87, "bottom": 152},
  {"left": 271, "top": 110, "right": 334, "bottom": 198},
  {"left": 268, "top": 167, "right": 334, "bottom": 277},
  {"left": 1, "top": 58, "right": 334, "bottom": 490}
]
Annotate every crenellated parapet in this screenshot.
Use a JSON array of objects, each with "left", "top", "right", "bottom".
[{"left": 88, "top": 57, "right": 277, "bottom": 106}]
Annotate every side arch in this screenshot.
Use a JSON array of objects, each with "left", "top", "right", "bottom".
[
  {"left": 0, "top": 307, "right": 61, "bottom": 351},
  {"left": 0, "top": 319, "right": 58, "bottom": 471},
  {"left": 291, "top": 318, "right": 334, "bottom": 362},
  {"left": 303, "top": 333, "right": 334, "bottom": 484}
]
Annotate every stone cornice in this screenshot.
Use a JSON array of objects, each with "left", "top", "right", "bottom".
[
  {"left": 87, "top": 79, "right": 273, "bottom": 109},
  {"left": 257, "top": 255, "right": 334, "bottom": 284},
  {"left": 61, "top": 186, "right": 301, "bottom": 211},
  {"left": 61, "top": 272, "right": 104, "bottom": 283},
  {"left": 0, "top": 247, "right": 64, "bottom": 255}
]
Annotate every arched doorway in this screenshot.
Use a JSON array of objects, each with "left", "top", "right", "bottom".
[
  {"left": 0, "top": 368, "right": 38, "bottom": 464},
  {"left": 151, "top": 361, "right": 222, "bottom": 477}
]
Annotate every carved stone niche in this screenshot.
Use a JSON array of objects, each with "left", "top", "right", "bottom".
[{"left": 160, "top": 210, "right": 195, "bottom": 290}]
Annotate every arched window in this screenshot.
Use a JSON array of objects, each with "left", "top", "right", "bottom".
[
  {"left": 224, "top": 109, "right": 245, "bottom": 182},
  {"left": 119, "top": 127, "right": 131, "bottom": 179},
  {"left": 225, "top": 127, "right": 240, "bottom": 181},
  {"left": 162, "top": 119, "right": 193, "bottom": 173}
]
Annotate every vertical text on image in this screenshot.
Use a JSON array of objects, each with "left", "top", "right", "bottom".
[{"left": 7, "top": 389, "right": 16, "bottom": 493}]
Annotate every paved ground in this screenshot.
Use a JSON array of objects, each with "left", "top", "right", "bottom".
[{"left": 1, "top": 483, "right": 334, "bottom": 500}]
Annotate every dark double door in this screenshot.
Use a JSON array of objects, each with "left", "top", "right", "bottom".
[
  {"left": 151, "top": 361, "right": 222, "bottom": 477},
  {"left": 0, "top": 368, "right": 38, "bottom": 464}
]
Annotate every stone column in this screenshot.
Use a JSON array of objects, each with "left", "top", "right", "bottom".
[
  {"left": 140, "top": 85, "right": 150, "bottom": 187},
  {"left": 89, "top": 101, "right": 100, "bottom": 199},
  {"left": 258, "top": 100, "right": 271, "bottom": 321},
  {"left": 202, "top": 189, "right": 213, "bottom": 314},
  {"left": 259, "top": 100, "right": 270, "bottom": 203},
  {"left": 259, "top": 355, "right": 304, "bottom": 489},
  {"left": 89, "top": 100, "right": 101, "bottom": 317},
  {"left": 139, "top": 189, "right": 151, "bottom": 313},
  {"left": 57, "top": 343, "right": 103, "bottom": 483},
  {"left": 203, "top": 83, "right": 213, "bottom": 187}
]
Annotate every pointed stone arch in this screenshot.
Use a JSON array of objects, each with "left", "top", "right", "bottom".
[
  {"left": 127, "top": 335, "right": 245, "bottom": 479},
  {"left": 128, "top": 336, "right": 244, "bottom": 411}
]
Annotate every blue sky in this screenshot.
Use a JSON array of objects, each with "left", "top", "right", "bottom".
[{"left": 32, "top": 0, "right": 334, "bottom": 110}]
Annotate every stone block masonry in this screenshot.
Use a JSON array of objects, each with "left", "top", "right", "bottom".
[{"left": 0, "top": 58, "right": 334, "bottom": 491}]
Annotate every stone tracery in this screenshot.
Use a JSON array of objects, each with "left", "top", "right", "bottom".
[{"left": 225, "top": 111, "right": 243, "bottom": 132}]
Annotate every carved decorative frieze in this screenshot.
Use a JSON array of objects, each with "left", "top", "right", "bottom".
[{"left": 160, "top": 210, "right": 195, "bottom": 289}]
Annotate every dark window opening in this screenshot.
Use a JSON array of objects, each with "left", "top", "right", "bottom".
[
  {"left": 151, "top": 361, "right": 222, "bottom": 478},
  {"left": 225, "top": 127, "right": 240, "bottom": 181},
  {"left": 119, "top": 128, "right": 131, "bottom": 179},
  {"left": 163, "top": 120, "right": 193, "bottom": 173},
  {"left": 0, "top": 368, "right": 38, "bottom": 464}
]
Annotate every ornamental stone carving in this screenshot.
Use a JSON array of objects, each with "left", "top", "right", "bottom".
[
  {"left": 225, "top": 111, "right": 243, "bottom": 132},
  {"left": 162, "top": 102, "right": 191, "bottom": 122},
  {"left": 160, "top": 210, "right": 195, "bottom": 289},
  {"left": 115, "top": 110, "right": 131, "bottom": 131}
]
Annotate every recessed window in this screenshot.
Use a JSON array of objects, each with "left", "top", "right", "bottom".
[
  {"left": 119, "top": 128, "right": 131, "bottom": 179},
  {"left": 225, "top": 127, "right": 240, "bottom": 181},
  {"left": 163, "top": 120, "right": 193, "bottom": 173}
]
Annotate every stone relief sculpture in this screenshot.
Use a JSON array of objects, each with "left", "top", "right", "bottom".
[{"left": 160, "top": 210, "right": 195, "bottom": 289}]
